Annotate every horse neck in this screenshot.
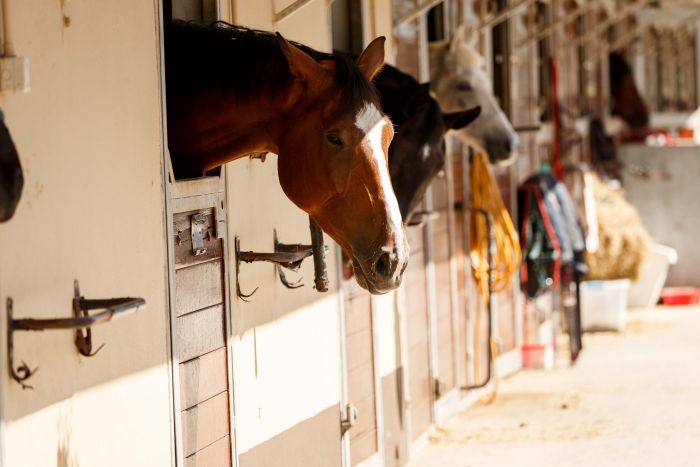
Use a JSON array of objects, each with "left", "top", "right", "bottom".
[{"left": 165, "top": 22, "right": 302, "bottom": 173}]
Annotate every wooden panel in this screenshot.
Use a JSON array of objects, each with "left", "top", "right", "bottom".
[
  {"left": 347, "top": 361, "right": 375, "bottom": 405},
  {"left": 350, "top": 395, "right": 378, "bottom": 440},
  {"left": 185, "top": 435, "right": 231, "bottom": 467},
  {"left": 179, "top": 347, "right": 228, "bottom": 410},
  {"left": 174, "top": 209, "right": 224, "bottom": 269},
  {"left": 181, "top": 391, "right": 230, "bottom": 457},
  {"left": 175, "top": 259, "right": 224, "bottom": 317},
  {"left": 344, "top": 298, "right": 372, "bottom": 336},
  {"left": 343, "top": 277, "right": 377, "bottom": 466},
  {"left": 177, "top": 305, "right": 225, "bottom": 363},
  {"left": 350, "top": 429, "right": 377, "bottom": 466}
]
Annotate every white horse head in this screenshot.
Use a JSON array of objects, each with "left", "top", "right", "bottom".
[{"left": 429, "top": 24, "right": 519, "bottom": 164}]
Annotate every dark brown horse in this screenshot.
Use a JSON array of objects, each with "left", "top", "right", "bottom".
[
  {"left": 374, "top": 65, "right": 480, "bottom": 222},
  {"left": 164, "top": 22, "right": 408, "bottom": 294},
  {"left": 0, "top": 110, "right": 23, "bottom": 222},
  {"left": 609, "top": 52, "right": 649, "bottom": 129}
]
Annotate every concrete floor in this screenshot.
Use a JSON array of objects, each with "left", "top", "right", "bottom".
[{"left": 408, "top": 306, "right": 700, "bottom": 467}]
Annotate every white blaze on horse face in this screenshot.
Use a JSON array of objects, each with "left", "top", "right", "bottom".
[{"left": 355, "top": 103, "right": 407, "bottom": 264}]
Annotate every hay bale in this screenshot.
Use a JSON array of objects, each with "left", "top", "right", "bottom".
[{"left": 585, "top": 174, "right": 650, "bottom": 281}]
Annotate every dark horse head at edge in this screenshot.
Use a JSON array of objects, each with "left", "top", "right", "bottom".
[
  {"left": 609, "top": 52, "right": 649, "bottom": 129},
  {"left": 374, "top": 65, "right": 480, "bottom": 223},
  {"left": 0, "top": 111, "right": 23, "bottom": 223}
]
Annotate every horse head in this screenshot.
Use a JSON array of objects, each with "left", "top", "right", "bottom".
[
  {"left": 0, "top": 112, "right": 23, "bottom": 222},
  {"left": 374, "top": 66, "right": 480, "bottom": 222},
  {"left": 609, "top": 52, "right": 649, "bottom": 129},
  {"left": 274, "top": 36, "right": 409, "bottom": 294},
  {"left": 429, "top": 24, "right": 519, "bottom": 164}
]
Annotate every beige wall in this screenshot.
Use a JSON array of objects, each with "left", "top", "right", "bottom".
[
  {"left": 229, "top": 1, "right": 345, "bottom": 464},
  {"left": 0, "top": 1, "right": 172, "bottom": 466}
]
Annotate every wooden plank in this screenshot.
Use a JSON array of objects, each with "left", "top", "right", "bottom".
[
  {"left": 350, "top": 428, "right": 377, "bottom": 466},
  {"left": 177, "top": 305, "right": 225, "bottom": 363},
  {"left": 347, "top": 361, "right": 375, "bottom": 405},
  {"left": 179, "top": 347, "right": 228, "bottom": 410},
  {"left": 344, "top": 298, "right": 372, "bottom": 336},
  {"left": 175, "top": 259, "right": 224, "bottom": 317},
  {"left": 173, "top": 210, "right": 223, "bottom": 269},
  {"left": 349, "top": 395, "right": 378, "bottom": 440},
  {"left": 185, "top": 435, "right": 231, "bottom": 467},
  {"left": 181, "top": 392, "right": 230, "bottom": 458},
  {"left": 345, "top": 327, "right": 374, "bottom": 372}
]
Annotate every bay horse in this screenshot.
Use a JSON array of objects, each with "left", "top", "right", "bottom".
[
  {"left": 0, "top": 110, "right": 23, "bottom": 222},
  {"left": 429, "top": 25, "right": 519, "bottom": 164},
  {"left": 374, "top": 65, "right": 481, "bottom": 222},
  {"left": 609, "top": 52, "right": 649, "bottom": 129},
  {"left": 164, "top": 21, "right": 408, "bottom": 294},
  {"left": 341, "top": 66, "right": 480, "bottom": 280}
]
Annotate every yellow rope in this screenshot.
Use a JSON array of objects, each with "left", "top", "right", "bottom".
[{"left": 469, "top": 151, "right": 521, "bottom": 297}]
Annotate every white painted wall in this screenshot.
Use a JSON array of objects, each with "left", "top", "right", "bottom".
[{"left": 0, "top": 1, "right": 172, "bottom": 466}]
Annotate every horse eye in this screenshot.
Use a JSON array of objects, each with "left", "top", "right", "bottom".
[
  {"left": 326, "top": 133, "right": 343, "bottom": 148},
  {"left": 457, "top": 82, "right": 473, "bottom": 92}
]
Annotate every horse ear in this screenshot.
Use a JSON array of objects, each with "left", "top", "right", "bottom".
[
  {"left": 356, "top": 36, "right": 386, "bottom": 81},
  {"left": 277, "top": 33, "right": 326, "bottom": 87},
  {"left": 451, "top": 23, "right": 477, "bottom": 52},
  {"left": 444, "top": 106, "right": 481, "bottom": 130}
]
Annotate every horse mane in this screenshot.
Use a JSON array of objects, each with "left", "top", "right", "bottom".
[{"left": 164, "top": 20, "right": 379, "bottom": 109}]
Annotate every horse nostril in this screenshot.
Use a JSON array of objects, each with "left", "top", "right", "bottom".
[{"left": 374, "top": 251, "right": 394, "bottom": 278}]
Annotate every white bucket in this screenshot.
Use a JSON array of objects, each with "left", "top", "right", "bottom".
[
  {"left": 628, "top": 243, "right": 678, "bottom": 309},
  {"left": 581, "top": 279, "right": 631, "bottom": 332}
]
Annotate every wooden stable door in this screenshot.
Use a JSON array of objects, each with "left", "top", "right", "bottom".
[
  {"left": 404, "top": 225, "right": 433, "bottom": 441},
  {"left": 173, "top": 208, "right": 233, "bottom": 467},
  {"left": 430, "top": 172, "right": 458, "bottom": 396},
  {"left": 343, "top": 278, "right": 379, "bottom": 465}
]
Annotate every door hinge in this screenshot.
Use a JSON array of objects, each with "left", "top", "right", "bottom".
[
  {"left": 434, "top": 378, "right": 447, "bottom": 399},
  {"left": 340, "top": 402, "right": 358, "bottom": 435}
]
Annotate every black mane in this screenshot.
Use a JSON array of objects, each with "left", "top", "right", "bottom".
[{"left": 164, "top": 20, "right": 379, "bottom": 110}]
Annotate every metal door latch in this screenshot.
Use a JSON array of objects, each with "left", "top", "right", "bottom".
[
  {"left": 340, "top": 402, "right": 358, "bottom": 435},
  {"left": 434, "top": 378, "right": 447, "bottom": 398},
  {"left": 190, "top": 211, "right": 208, "bottom": 256}
]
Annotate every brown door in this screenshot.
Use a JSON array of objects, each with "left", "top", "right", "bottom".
[
  {"left": 173, "top": 208, "right": 233, "bottom": 467},
  {"left": 404, "top": 225, "right": 433, "bottom": 441},
  {"left": 343, "top": 278, "right": 379, "bottom": 465},
  {"left": 431, "top": 173, "right": 457, "bottom": 395}
]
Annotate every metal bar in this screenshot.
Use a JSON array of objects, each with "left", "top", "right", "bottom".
[
  {"left": 561, "top": 0, "right": 652, "bottom": 51},
  {"left": 11, "top": 297, "right": 144, "bottom": 331},
  {"left": 274, "top": 0, "right": 315, "bottom": 23},
  {"left": 309, "top": 217, "right": 329, "bottom": 292},
  {"left": 238, "top": 249, "right": 313, "bottom": 265},
  {"left": 461, "top": 207, "right": 494, "bottom": 391},
  {"left": 514, "top": 0, "right": 605, "bottom": 52},
  {"left": 394, "top": 0, "right": 446, "bottom": 27},
  {"left": 513, "top": 124, "right": 542, "bottom": 133},
  {"left": 477, "top": 0, "right": 539, "bottom": 32}
]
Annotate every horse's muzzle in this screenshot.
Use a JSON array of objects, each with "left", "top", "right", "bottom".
[{"left": 352, "top": 242, "right": 409, "bottom": 294}]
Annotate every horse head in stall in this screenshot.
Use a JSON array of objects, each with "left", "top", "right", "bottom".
[
  {"left": 428, "top": 25, "right": 519, "bottom": 164},
  {"left": 374, "top": 65, "right": 481, "bottom": 222},
  {"left": 609, "top": 52, "right": 649, "bottom": 129},
  {"left": 165, "top": 22, "right": 408, "bottom": 294},
  {"left": 0, "top": 111, "right": 23, "bottom": 222}
]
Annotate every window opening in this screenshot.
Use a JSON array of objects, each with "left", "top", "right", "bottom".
[{"left": 163, "top": 0, "right": 222, "bottom": 180}]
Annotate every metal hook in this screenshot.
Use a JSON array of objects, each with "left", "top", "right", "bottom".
[
  {"left": 6, "top": 282, "right": 145, "bottom": 389},
  {"left": 235, "top": 236, "right": 259, "bottom": 301},
  {"left": 7, "top": 298, "right": 38, "bottom": 390}
]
